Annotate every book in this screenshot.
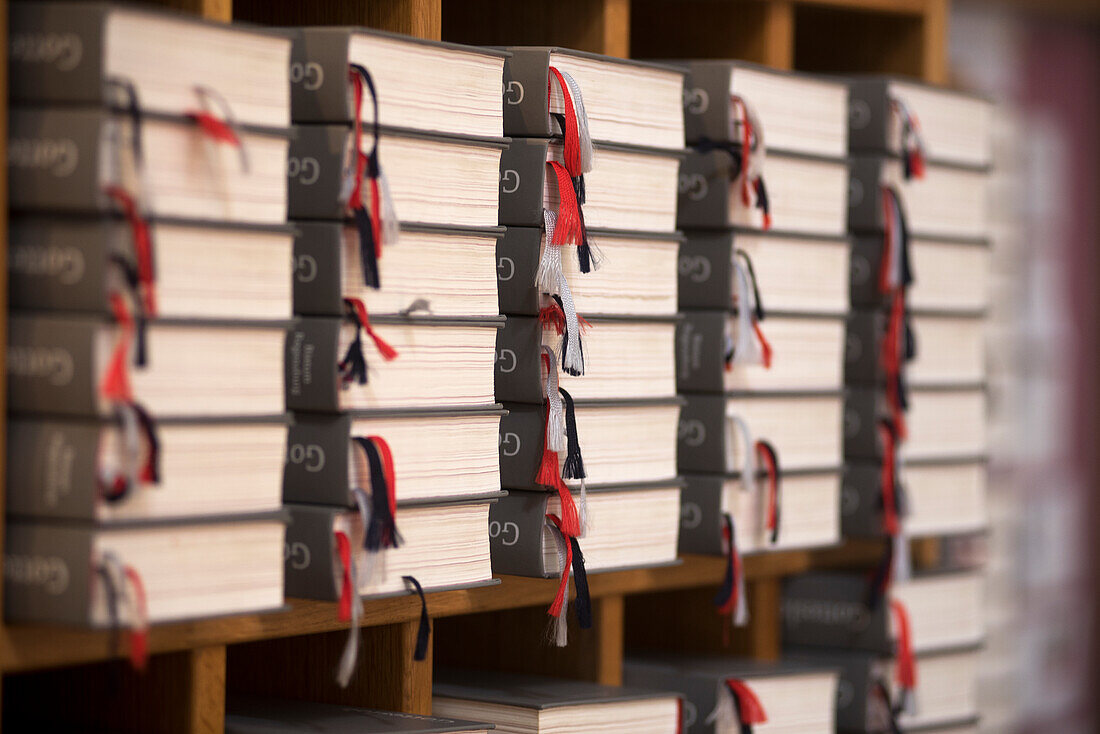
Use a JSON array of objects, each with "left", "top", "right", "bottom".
[
  {"left": 844, "top": 311, "right": 986, "bottom": 387},
  {"left": 488, "top": 484, "right": 681, "bottom": 577},
  {"left": 10, "top": 2, "right": 291, "bottom": 129},
  {"left": 434, "top": 668, "right": 681, "bottom": 733},
  {"left": 895, "top": 647, "right": 981, "bottom": 730},
  {"left": 850, "top": 236, "right": 989, "bottom": 312},
  {"left": 8, "top": 415, "right": 286, "bottom": 522},
  {"left": 501, "top": 48, "right": 685, "bottom": 150},
  {"left": 283, "top": 407, "right": 504, "bottom": 507},
  {"left": 679, "top": 229, "right": 850, "bottom": 315},
  {"left": 678, "top": 150, "right": 849, "bottom": 235},
  {"left": 499, "top": 138, "right": 682, "bottom": 234},
  {"left": 623, "top": 654, "right": 838, "bottom": 734},
  {"left": 683, "top": 61, "right": 849, "bottom": 158},
  {"left": 494, "top": 316, "right": 677, "bottom": 404},
  {"left": 677, "top": 310, "right": 846, "bottom": 394},
  {"left": 497, "top": 226, "right": 682, "bottom": 318},
  {"left": 781, "top": 572, "right": 893, "bottom": 654},
  {"left": 498, "top": 399, "right": 680, "bottom": 490},
  {"left": 842, "top": 459, "right": 987, "bottom": 538},
  {"left": 293, "top": 222, "right": 504, "bottom": 318},
  {"left": 782, "top": 649, "right": 894, "bottom": 734},
  {"left": 891, "top": 572, "right": 985, "bottom": 653},
  {"left": 848, "top": 156, "right": 988, "bottom": 241},
  {"left": 678, "top": 393, "right": 844, "bottom": 474},
  {"left": 288, "top": 125, "right": 505, "bottom": 228},
  {"left": 10, "top": 107, "right": 288, "bottom": 225},
  {"left": 228, "top": 697, "right": 490, "bottom": 733},
  {"left": 848, "top": 77, "right": 993, "bottom": 167},
  {"left": 10, "top": 217, "right": 293, "bottom": 321},
  {"left": 5, "top": 512, "right": 286, "bottom": 626},
  {"left": 8, "top": 313, "right": 286, "bottom": 418},
  {"left": 227, "top": 697, "right": 493, "bottom": 733},
  {"left": 285, "top": 316, "right": 501, "bottom": 412},
  {"left": 844, "top": 386, "right": 987, "bottom": 462},
  {"left": 290, "top": 28, "right": 506, "bottom": 138},
  {"left": 284, "top": 498, "right": 497, "bottom": 599},
  {"left": 679, "top": 470, "right": 840, "bottom": 555}
]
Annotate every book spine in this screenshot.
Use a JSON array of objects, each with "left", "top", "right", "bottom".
[
  {"left": 843, "top": 387, "right": 887, "bottom": 461},
  {"left": 498, "top": 138, "right": 550, "bottom": 228},
  {"left": 501, "top": 49, "right": 553, "bottom": 139},
  {"left": 675, "top": 310, "right": 728, "bottom": 394},
  {"left": 285, "top": 317, "right": 343, "bottom": 413},
  {"left": 847, "top": 157, "right": 886, "bottom": 234},
  {"left": 7, "top": 315, "right": 98, "bottom": 416},
  {"left": 840, "top": 463, "right": 886, "bottom": 538},
  {"left": 494, "top": 316, "right": 546, "bottom": 405},
  {"left": 498, "top": 402, "right": 547, "bottom": 490},
  {"left": 283, "top": 413, "right": 353, "bottom": 506},
  {"left": 844, "top": 310, "right": 887, "bottom": 386},
  {"left": 676, "top": 149, "right": 733, "bottom": 230},
  {"left": 292, "top": 220, "right": 346, "bottom": 317},
  {"left": 678, "top": 232, "right": 734, "bottom": 311},
  {"left": 677, "top": 394, "right": 730, "bottom": 475},
  {"left": 678, "top": 474, "right": 727, "bottom": 556},
  {"left": 781, "top": 576, "right": 890, "bottom": 653},
  {"left": 7, "top": 419, "right": 102, "bottom": 521},
  {"left": 9, "top": 107, "right": 107, "bottom": 213},
  {"left": 287, "top": 124, "right": 349, "bottom": 220},
  {"left": 496, "top": 226, "right": 543, "bottom": 316},
  {"left": 9, "top": 218, "right": 114, "bottom": 313},
  {"left": 487, "top": 491, "right": 551, "bottom": 577},
  {"left": 289, "top": 28, "right": 353, "bottom": 124},
  {"left": 849, "top": 233, "right": 890, "bottom": 308},
  {"left": 683, "top": 64, "right": 733, "bottom": 144},
  {"left": 283, "top": 504, "right": 341, "bottom": 601},
  {"left": 9, "top": 3, "right": 107, "bottom": 105},
  {"left": 847, "top": 80, "right": 892, "bottom": 155},
  {"left": 4, "top": 522, "right": 92, "bottom": 625}
]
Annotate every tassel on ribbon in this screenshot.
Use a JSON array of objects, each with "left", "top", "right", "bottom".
[
  {"left": 890, "top": 97, "right": 926, "bottom": 181},
  {"left": 568, "top": 533, "right": 592, "bottom": 630},
  {"left": 185, "top": 85, "right": 249, "bottom": 172},
  {"left": 334, "top": 529, "right": 363, "bottom": 687},
  {"left": 351, "top": 436, "right": 401, "bottom": 551},
  {"left": 339, "top": 298, "right": 398, "bottom": 387},
  {"left": 714, "top": 513, "right": 749, "bottom": 628},
  {"left": 729, "top": 250, "right": 772, "bottom": 369},
  {"left": 547, "top": 162, "right": 583, "bottom": 247},
  {"left": 890, "top": 599, "right": 919, "bottom": 715},
  {"left": 98, "top": 552, "right": 148, "bottom": 671},
  {"left": 101, "top": 292, "right": 135, "bottom": 402},
  {"left": 707, "top": 678, "right": 767, "bottom": 734},
  {"left": 103, "top": 186, "right": 156, "bottom": 317},
  {"left": 558, "top": 387, "right": 588, "bottom": 535},
  {"left": 755, "top": 440, "right": 781, "bottom": 545},
  {"left": 547, "top": 67, "right": 593, "bottom": 177},
  {"left": 402, "top": 575, "right": 431, "bottom": 661},
  {"left": 98, "top": 400, "right": 160, "bottom": 502},
  {"left": 536, "top": 348, "right": 580, "bottom": 537},
  {"left": 730, "top": 95, "right": 771, "bottom": 230},
  {"left": 545, "top": 514, "right": 573, "bottom": 646}
]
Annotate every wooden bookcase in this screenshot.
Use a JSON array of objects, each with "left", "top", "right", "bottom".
[{"left": 0, "top": 0, "right": 951, "bottom": 731}]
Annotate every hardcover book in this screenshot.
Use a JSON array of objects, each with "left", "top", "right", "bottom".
[
  {"left": 892, "top": 572, "right": 985, "bottom": 653},
  {"left": 850, "top": 235, "right": 989, "bottom": 312},
  {"left": 896, "top": 647, "right": 981, "bottom": 730},
  {"left": 844, "top": 386, "right": 988, "bottom": 462},
  {"left": 783, "top": 649, "right": 895, "bottom": 734},
  {"left": 227, "top": 696, "right": 493, "bottom": 733},
  {"left": 781, "top": 572, "right": 893, "bottom": 654}
]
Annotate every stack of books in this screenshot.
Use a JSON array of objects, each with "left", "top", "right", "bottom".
[
  {"left": 5, "top": 2, "right": 292, "bottom": 665},
  {"left": 279, "top": 29, "right": 509, "bottom": 682},
  {"left": 672, "top": 63, "right": 851, "bottom": 622},
  {"left": 783, "top": 569, "right": 985, "bottom": 733},
  {"left": 488, "top": 48, "right": 687, "bottom": 642}
]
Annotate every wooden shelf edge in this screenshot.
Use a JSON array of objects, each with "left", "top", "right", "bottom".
[{"left": 0, "top": 541, "right": 883, "bottom": 674}]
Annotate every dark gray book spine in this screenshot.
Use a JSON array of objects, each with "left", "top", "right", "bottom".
[
  {"left": 683, "top": 64, "right": 734, "bottom": 145},
  {"left": 678, "top": 231, "right": 734, "bottom": 311},
  {"left": 7, "top": 419, "right": 102, "bottom": 521},
  {"left": 678, "top": 474, "right": 726, "bottom": 555},
  {"left": 9, "top": 218, "right": 115, "bottom": 312},
  {"left": 677, "top": 394, "right": 729, "bottom": 474},
  {"left": 289, "top": 28, "right": 353, "bottom": 124},
  {"left": 9, "top": 107, "right": 108, "bottom": 212},
  {"left": 494, "top": 316, "right": 545, "bottom": 405},
  {"left": 293, "top": 221, "right": 346, "bottom": 316},
  {"left": 7, "top": 315, "right": 98, "bottom": 416},
  {"left": 622, "top": 661, "right": 717, "bottom": 734},
  {"left": 287, "top": 124, "right": 349, "bottom": 220},
  {"left": 849, "top": 234, "right": 890, "bottom": 308},
  {"left": 843, "top": 387, "right": 888, "bottom": 461},
  {"left": 5, "top": 522, "right": 93, "bottom": 625},
  {"left": 9, "top": 3, "right": 107, "bottom": 105},
  {"left": 501, "top": 48, "right": 554, "bottom": 139},
  {"left": 285, "top": 317, "right": 342, "bottom": 413},
  {"left": 496, "top": 226, "right": 543, "bottom": 316},
  {"left": 847, "top": 80, "right": 891, "bottom": 156},
  {"left": 498, "top": 402, "right": 546, "bottom": 490},
  {"left": 676, "top": 149, "right": 734, "bottom": 230},
  {"left": 781, "top": 573, "right": 891, "bottom": 653},
  {"left": 676, "top": 311, "right": 728, "bottom": 394},
  {"left": 498, "top": 138, "right": 550, "bottom": 228},
  {"left": 844, "top": 310, "right": 887, "bottom": 386},
  {"left": 847, "top": 157, "right": 887, "bottom": 234},
  {"left": 487, "top": 491, "right": 550, "bottom": 577},
  {"left": 841, "top": 463, "right": 887, "bottom": 538},
  {"left": 283, "top": 413, "right": 354, "bottom": 506},
  {"left": 284, "top": 504, "right": 341, "bottom": 601}
]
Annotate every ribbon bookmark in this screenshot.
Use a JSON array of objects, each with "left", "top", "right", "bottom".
[
  {"left": 186, "top": 85, "right": 249, "bottom": 172},
  {"left": 98, "top": 552, "right": 149, "bottom": 671},
  {"left": 402, "top": 575, "right": 431, "bottom": 661},
  {"left": 707, "top": 678, "right": 768, "bottom": 734},
  {"left": 545, "top": 513, "right": 573, "bottom": 647},
  {"left": 730, "top": 95, "right": 771, "bottom": 230},
  {"left": 890, "top": 599, "right": 919, "bottom": 715},
  {"left": 334, "top": 529, "right": 363, "bottom": 687},
  {"left": 890, "top": 97, "right": 926, "bottom": 181},
  {"left": 713, "top": 513, "right": 749, "bottom": 629},
  {"left": 755, "top": 440, "right": 781, "bottom": 545}
]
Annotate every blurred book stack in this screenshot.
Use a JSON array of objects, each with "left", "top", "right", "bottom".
[
  {"left": 4, "top": 2, "right": 293, "bottom": 662},
  {"left": 488, "top": 48, "right": 687, "bottom": 642},
  {"left": 279, "top": 29, "right": 510, "bottom": 681},
  {"left": 672, "top": 63, "right": 851, "bottom": 622}
]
